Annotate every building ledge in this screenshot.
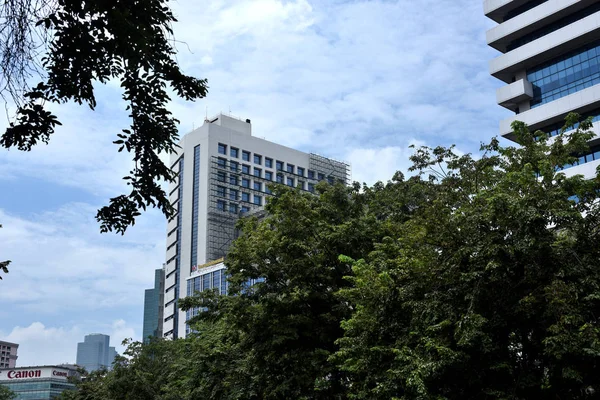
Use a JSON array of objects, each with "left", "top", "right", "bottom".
[{"left": 497, "top": 79, "right": 533, "bottom": 111}]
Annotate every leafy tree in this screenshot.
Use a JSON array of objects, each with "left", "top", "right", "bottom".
[
  {"left": 335, "top": 114, "right": 600, "bottom": 399},
  {"left": 0, "top": 0, "right": 208, "bottom": 233},
  {"left": 0, "top": 385, "right": 16, "bottom": 400},
  {"left": 0, "top": 224, "right": 10, "bottom": 279},
  {"left": 60, "top": 339, "right": 181, "bottom": 400},
  {"left": 179, "top": 180, "right": 427, "bottom": 399}
]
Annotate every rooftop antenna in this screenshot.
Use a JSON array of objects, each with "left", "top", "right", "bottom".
[
  {"left": 204, "top": 106, "right": 209, "bottom": 123},
  {"left": 229, "top": 106, "right": 231, "bottom": 116}
]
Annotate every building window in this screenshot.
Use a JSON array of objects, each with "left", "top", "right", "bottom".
[
  {"left": 230, "top": 147, "right": 239, "bottom": 158},
  {"left": 265, "top": 171, "right": 273, "bottom": 181},
  {"left": 218, "top": 143, "right": 227, "bottom": 155},
  {"left": 298, "top": 180, "right": 305, "bottom": 190},
  {"left": 217, "top": 157, "right": 227, "bottom": 168},
  {"left": 254, "top": 168, "right": 261, "bottom": 178},
  {"left": 276, "top": 174, "right": 284, "bottom": 184},
  {"left": 241, "top": 164, "right": 250, "bottom": 174},
  {"left": 217, "top": 186, "right": 226, "bottom": 197},
  {"left": 217, "top": 200, "right": 226, "bottom": 211},
  {"left": 318, "top": 173, "right": 325, "bottom": 181},
  {"left": 254, "top": 181, "right": 262, "bottom": 191},
  {"left": 229, "top": 189, "right": 238, "bottom": 200},
  {"left": 254, "top": 195, "right": 262, "bottom": 205},
  {"left": 297, "top": 167, "right": 305, "bottom": 177},
  {"left": 287, "top": 164, "right": 295, "bottom": 173},
  {"left": 242, "top": 192, "right": 250, "bottom": 202},
  {"left": 308, "top": 183, "right": 315, "bottom": 192},
  {"left": 229, "top": 203, "right": 238, "bottom": 213},
  {"left": 217, "top": 172, "right": 226, "bottom": 182},
  {"left": 276, "top": 160, "right": 284, "bottom": 171},
  {"left": 287, "top": 177, "right": 294, "bottom": 187},
  {"left": 229, "top": 175, "right": 238, "bottom": 185},
  {"left": 241, "top": 206, "right": 250, "bottom": 213},
  {"left": 242, "top": 151, "right": 250, "bottom": 161},
  {"left": 254, "top": 154, "right": 262, "bottom": 165},
  {"left": 265, "top": 158, "right": 273, "bottom": 168},
  {"left": 242, "top": 178, "right": 250, "bottom": 188},
  {"left": 308, "top": 170, "right": 315, "bottom": 179},
  {"left": 527, "top": 39, "right": 600, "bottom": 108},
  {"left": 328, "top": 176, "right": 335, "bottom": 185},
  {"left": 265, "top": 185, "right": 272, "bottom": 195},
  {"left": 230, "top": 161, "right": 239, "bottom": 172}
]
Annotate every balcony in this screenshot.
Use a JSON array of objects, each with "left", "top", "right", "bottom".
[
  {"left": 499, "top": 83, "right": 600, "bottom": 137},
  {"left": 496, "top": 79, "right": 534, "bottom": 111},
  {"left": 490, "top": 11, "right": 600, "bottom": 83},
  {"left": 487, "top": 0, "right": 596, "bottom": 52},
  {"left": 484, "top": 0, "right": 533, "bottom": 23}
]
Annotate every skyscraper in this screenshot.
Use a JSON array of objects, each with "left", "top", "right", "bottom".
[
  {"left": 485, "top": 0, "right": 600, "bottom": 178},
  {"left": 163, "top": 114, "right": 350, "bottom": 339},
  {"left": 0, "top": 341, "right": 18, "bottom": 369},
  {"left": 75, "top": 334, "right": 116, "bottom": 372},
  {"left": 143, "top": 266, "right": 165, "bottom": 343}
]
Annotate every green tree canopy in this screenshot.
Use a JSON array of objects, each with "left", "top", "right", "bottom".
[
  {"left": 0, "top": 0, "right": 208, "bottom": 233},
  {"left": 334, "top": 114, "right": 600, "bottom": 399},
  {"left": 60, "top": 114, "right": 600, "bottom": 399},
  {"left": 0, "top": 385, "right": 16, "bottom": 400}
]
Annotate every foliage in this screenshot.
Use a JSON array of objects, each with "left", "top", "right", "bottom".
[
  {"left": 334, "top": 114, "right": 600, "bottom": 399},
  {"left": 0, "top": 385, "right": 16, "bottom": 400},
  {"left": 60, "top": 114, "right": 600, "bottom": 399},
  {"left": 0, "top": 0, "right": 208, "bottom": 234}
]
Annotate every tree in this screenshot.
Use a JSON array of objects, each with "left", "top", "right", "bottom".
[
  {"left": 0, "top": 385, "right": 16, "bottom": 400},
  {"left": 0, "top": 0, "right": 208, "bottom": 234},
  {"left": 59, "top": 339, "right": 182, "bottom": 400},
  {"left": 0, "top": 224, "right": 10, "bottom": 279},
  {"left": 179, "top": 179, "right": 428, "bottom": 399},
  {"left": 335, "top": 114, "right": 600, "bottom": 399}
]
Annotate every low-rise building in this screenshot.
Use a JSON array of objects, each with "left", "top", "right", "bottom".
[{"left": 0, "top": 365, "right": 79, "bottom": 399}]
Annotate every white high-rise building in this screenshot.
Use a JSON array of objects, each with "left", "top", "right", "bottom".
[
  {"left": 485, "top": 0, "right": 600, "bottom": 178},
  {"left": 163, "top": 114, "right": 350, "bottom": 339}
]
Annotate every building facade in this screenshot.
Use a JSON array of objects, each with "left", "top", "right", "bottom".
[
  {"left": 163, "top": 114, "right": 350, "bottom": 339},
  {"left": 75, "top": 334, "right": 116, "bottom": 372},
  {"left": 0, "top": 365, "right": 79, "bottom": 399},
  {"left": 143, "top": 266, "right": 165, "bottom": 343},
  {"left": 0, "top": 341, "right": 18, "bottom": 369},
  {"left": 485, "top": 0, "right": 600, "bottom": 178}
]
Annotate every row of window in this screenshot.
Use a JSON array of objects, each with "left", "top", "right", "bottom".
[
  {"left": 217, "top": 198, "right": 258, "bottom": 213},
  {"left": 561, "top": 144, "right": 600, "bottom": 170},
  {"left": 216, "top": 171, "right": 318, "bottom": 192},
  {"left": 218, "top": 144, "right": 318, "bottom": 178},
  {"left": 507, "top": 3, "right": 600, "bottom": 52},
  {"left": 538, "top": 108, "right": 600, "bottom": 138},
  {"left": 503, "top": 0, "right": 547, "bottom": 22},
  {"left": 527, "top": 40, "right": 600, "bottom": 108}
]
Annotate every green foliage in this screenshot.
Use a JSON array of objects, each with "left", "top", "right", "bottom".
[
  {"left": 61, "top": 114, "right": 600, "bottom": 399},
  {"left": 335, "top": 113, "right": 600, "bottom": 399},
  {"left": 0, "top": 385, "right": 16, "bottom": 400},
  {"left": 0, "top": 0, "right": 208, "bottom": 234}
]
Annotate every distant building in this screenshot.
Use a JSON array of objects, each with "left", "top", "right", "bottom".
[
  {"left": 0, "top": 364, "right": 79, "bottom": 399},
  {"left": 143, "top": 266, "right": 165, "bottom": 343},
  {"left": 0, "top": 341, "right": 18, "bottom": 369},
  {"left": 75, "top": 334, "right": 117, "bottom": 372},
  {"left": 485, "top": 0, "right": 600, "bottom": 178}
]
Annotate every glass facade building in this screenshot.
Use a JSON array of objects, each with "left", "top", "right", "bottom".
[
  {"left": 75, "top": 334, "right": 116, "bottom": 372},
  {"left": 142, "top": 267, "right": 165, "bottom": 343},
  {"left": 486, "top": 0, "right": 600, "bottom": 179}
]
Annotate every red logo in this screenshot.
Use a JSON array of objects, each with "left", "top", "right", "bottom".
[{"left": 7, "top": 370, "right": 41, "bottom": 379}]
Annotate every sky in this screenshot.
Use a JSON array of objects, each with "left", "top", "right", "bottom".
[{"left": 0, "top": 0, "right": 512, "bottom": 366}]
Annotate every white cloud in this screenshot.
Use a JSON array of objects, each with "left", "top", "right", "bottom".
[
  {"left": 0, "top": 204, "right": 165, "bottom": 314},
  {"left": 0, "top": 320, "right": 138, "bottom": 367}
]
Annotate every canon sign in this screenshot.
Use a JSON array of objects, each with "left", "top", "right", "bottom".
[{"left": 7, "top": 370, "right": 41, "bottom": 379}]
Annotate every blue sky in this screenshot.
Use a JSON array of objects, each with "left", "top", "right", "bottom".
[{"left": 0, "top": 0, "right": 511, "bottom": 366}]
